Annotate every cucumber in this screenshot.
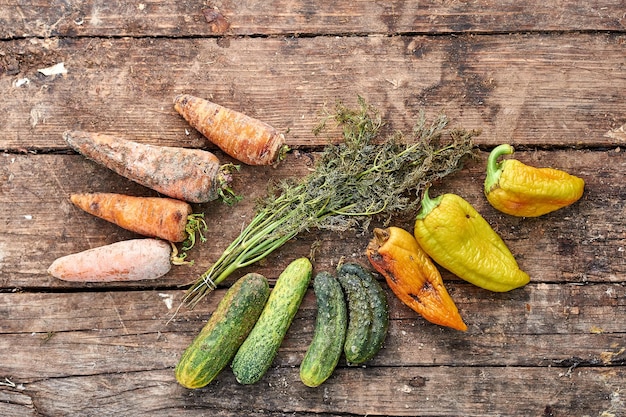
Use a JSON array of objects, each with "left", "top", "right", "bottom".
[
  {"left": 175, "top": 273, "right": 270, "bottom": 389},
  {"left": 338, "top": 263, "right": 389, "bottom": 365},
  {"left": 232, "top": 257, "right": 313, "bottom": 384},
  {"left": 337, "top": 265, "right": 373, "bottom": 364},
  {"left": 299, "top": 271, "right": 348, "bottom": 387},
  {"left": 340, "top": 263, "right": 389, "bottom": 362}
]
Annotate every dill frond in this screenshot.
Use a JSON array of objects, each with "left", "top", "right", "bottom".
[{"left": 183, "top": 98, "right": 480, "bottom": 308}]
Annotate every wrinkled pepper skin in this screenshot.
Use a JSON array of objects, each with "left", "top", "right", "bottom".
[
  {"left": 367, "top": 226, "right": 467, "bottom": 331},
  {"left": 414, "top": 189, "right": 530, "bottom": 292},
  {"left": 484, "top": 144, "right": 585, "bottom": 217}
]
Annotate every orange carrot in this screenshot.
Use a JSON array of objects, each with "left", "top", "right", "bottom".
[
  {"left": 47, "top": 239, "right": 173, "bottom": 282},
  {"left": 70, "top": 193, "right": 207, "bottom": 247},
  {"left": 63, "top": 130, "right": 238, "bottom": 204},
  {"left": 173, "top": 94, "right": 288, "bottom": 166}
]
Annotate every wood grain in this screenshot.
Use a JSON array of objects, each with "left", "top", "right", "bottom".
[
  {"left": 1, "top": 150, "right": 623, "bottom": 289},
  {"left": 1, "top": 0, "right": 625, "bottom": 39},
  {"left": 2, "top": 282, "right": 625, "bottom": 373},
  {"left": 1, "top": 34, "right": 625, "bottom": 151},
  {"left": 1, "top": 1, "right": 625, "bottom": 416},
  {"left": 1, "top": 366, "right": 620, "bottom": 416},
  {"left": 1, "top": 285, "right": 624, "bottom": 415}
]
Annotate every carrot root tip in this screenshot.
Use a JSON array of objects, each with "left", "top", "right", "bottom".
[
  {"left": 274, "top": 144, "right": 290, "bottom": 166},
  {"left": 170, "top": 242, "right": 194, "bottom": 266},
  {"left": 219, "top": 186, "right": 243, "bottom": 206},
  {"left": 182, "top": 213, "right": 209, "bottom": 251}
]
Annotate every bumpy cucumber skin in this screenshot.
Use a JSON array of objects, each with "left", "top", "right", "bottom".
[
  {"left": 175, "top": 273, "right": 270, "bottom": 389},
  {"left": 341, "top": 263, "right": 390, "bottom": 362},
  {"left": 232, "top": 258, "right": 313, "bottom": 384},
  {"left": 338, "top": 267, "right": 373, "bottom": 364},
  {"left": 338, "top": 263, "right": 389, "bottom": 365},
  {"left": 299, "top": 271, "right": 348, "bottom": 387}
]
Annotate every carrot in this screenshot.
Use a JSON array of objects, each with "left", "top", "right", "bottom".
[
  {"left": 47, "top": 239, "right": 174, "bottom": 282},
  {"left": 70, "top": 193, "right": 208, "bottom": 248},
  {"left": 63, "top": 130, "right": 238, "bottom": 204},
  {"left": 173, "top": 94, "right": 288, "bottom": 166}
]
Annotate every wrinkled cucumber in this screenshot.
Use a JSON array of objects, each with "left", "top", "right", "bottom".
[{"left": 338, "top": 263, "right": 389, "bottom": 365}]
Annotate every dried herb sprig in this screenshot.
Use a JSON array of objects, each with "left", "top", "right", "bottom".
[{"left": 183, "top": 97, "right": 480, "bottom": 308}]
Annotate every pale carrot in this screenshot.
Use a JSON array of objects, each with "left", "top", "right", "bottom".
[
  {"left": 47, "top": 239, "right": 173, "bottom": 282},
  {"left": 70, "top": 193, "right": 207, "bottom": 247},
  {"left": 173, "top": 94, "right": 288, "bottom": 166},
  {"left": 63, "top": 130, "right": 238, "bottom": 204}
]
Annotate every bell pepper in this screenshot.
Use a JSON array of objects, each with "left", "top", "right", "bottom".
[
  {"left": 414, "top": 188, "right": 530, "bottom": 292},
  {"left": 367, "top": 226, "right": 467, "bottom": 331},
  {"left": 484, "top": 144, "right": 585, "bottom": 217}
]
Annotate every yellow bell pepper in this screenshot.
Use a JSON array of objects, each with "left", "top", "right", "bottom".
[
  {"left": 484, "top": 144, "right": 585, "bottom": 217},
  {"left": 414, "top": 188, "right": 530, "bottom": 292}
]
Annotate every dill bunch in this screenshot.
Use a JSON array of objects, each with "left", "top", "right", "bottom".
[{"left": 183, "top": 97, "right": 480, "bottom": 308}]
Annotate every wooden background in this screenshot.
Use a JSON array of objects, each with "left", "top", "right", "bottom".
[{"left": 1, "top": 1, "right": 625, "bottom": 416}]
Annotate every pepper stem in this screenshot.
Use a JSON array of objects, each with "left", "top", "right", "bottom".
[
  {"left": 416, "top": 187, "right": 443, "bottom": 220},
  {"left": 373, "top": 227, "right": 389, "bottom": 242},
  {"left": 484, "top": 144, "right": 514, "bottom": 194}
]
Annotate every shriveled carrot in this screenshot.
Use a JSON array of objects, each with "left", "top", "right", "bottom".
[
  {"left": 70, "top": 193, "right": 207, "bottom": 247},
  {"left": 173, "top": 94, "right": 288, "bottom": 166},
  {"left": 48, "top": 239, "right": 173, "bottom": 282},
  {"left": 63, "top": 130, "right": 238, "bottom": 204}
]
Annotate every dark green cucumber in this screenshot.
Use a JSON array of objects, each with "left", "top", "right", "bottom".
[
  {"left": 337, "top": 265, "right": 373, "bottom": 364},
  {"left": 232, "top": 257, "right": 313, "bottom": 384},
  {"left": 175, "top": 273, "right": 270, "bottom": 389},
  {"left": 338, "top": 262, "right": 389, "bottom": 365},
  {"left": 339, "top": 262, "right": 389, "bottom": 362},
  {"left": 299, "top": 271, "right": 347, "bottom": 387}
]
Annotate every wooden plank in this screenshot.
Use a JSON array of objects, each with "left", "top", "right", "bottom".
[
  {"left": 1, "top": 0, "right": 625, "bottom": 39},
  {"left": 1, "top": 286, "right": 624, "bottom": 416},
  {"left": 1, "top": 149, "right": 624, "bottom": 289},
  {"left": 2, "top": 283, "right": 625, "bottom": 376},
  {"left": 4, "top": 322, "right": 625, "bottom": 377},
  {"left": 0, "top": 387, "right": 36, "bottom": 417},
  {"left": 1, "top": 34, "right": 625, "bottom": 151},
  {"left": 3, "top": 281, "right": 625, "bottom": 346},
  {"left": 2, "top": 366, "right": 623, "bottom": 416}
]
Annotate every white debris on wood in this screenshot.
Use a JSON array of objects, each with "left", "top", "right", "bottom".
[
  {"left": 159, "top": 293, "right": 174, "bottom": 310},
  {"left": 604, "top": 123, "right": 626, "bottom": 142},
  {"left": 14, "top": 78, "right": 30, "bottom": 87},
  {"left": 38, "top": 62, "right": 67, "bottom": 76}
]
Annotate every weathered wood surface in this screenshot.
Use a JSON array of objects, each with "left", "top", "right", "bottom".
[
  {"left": 1, "top": 34, "right": 625, "bottom": 150},
  {"left": 1, "top": 0, "right": 625, "bottom": 38},
  {"left": 1, "top": 0, "right": 625, "bottom": 416},
  {"left": 1, "top": 282, "right": 626, "bottom": 416},
  {"left": 1, "top": 149, "right": 625, "bottom": 289}
]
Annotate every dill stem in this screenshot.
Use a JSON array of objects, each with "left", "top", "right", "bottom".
[
  {"left": 358, "top": 142, "right": 419, "bottom": 179},
  {"left": 183, "top": 192, "right": 307, "bottom": 308}
]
